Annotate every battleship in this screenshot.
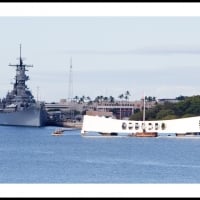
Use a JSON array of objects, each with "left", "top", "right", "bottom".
[{"left": 0, "top": 45, "right": 47, "bottom": 127}]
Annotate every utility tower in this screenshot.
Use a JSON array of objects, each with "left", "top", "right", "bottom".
[{"left": 68, "top": 57, "right": 73, "bottom": 102}]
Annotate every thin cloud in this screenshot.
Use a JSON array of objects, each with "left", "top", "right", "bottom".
[
  {"left": 62, "top": 46, "right": 200, "bottom": 55},
  {"left": 136, "top": 46, "right": 200, "bottom": 55}
]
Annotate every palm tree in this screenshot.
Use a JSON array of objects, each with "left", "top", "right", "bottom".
[
  {"left": 124, "top": 96, "right": 128, "bottom": 101},
  {"left": 86, "top": 96, "right": 92, "bottom": 105},
  {"left": 94, "top": 96, "right": 99, "bottom": 103},
  {"left": 73, "top": 96, "right": 79, "bottom": 103},
  {"left": 118, "top": 94, "right": 124, "bottom": 101},
  {"left": 147, "top": 96, "right": 152, "bottom": 102},
  {"left": 103, "top": 96, "right": 108, "bottom": 102},
  {"left": 99, "top": 95, "right": 104, "bottom": 104},
  {"left": 78, "top": 95, "right": 85, "bottom": 104},
  {"left": 118, "top": 94, "right": 124, "bottom": 119},
  {"left": 124, "top": 91, "right": 131, "bottom": 117},
  {"left": 109, "top": 96, "right": 115, "bottom": 103},
  {"left": 124, "top": 90, "right": 131, "bottom": 101},
  {"left": 86, "top": 96, "right": 91, "bottom": 102}
]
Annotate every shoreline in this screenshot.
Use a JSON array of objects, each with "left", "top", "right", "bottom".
[{"left": 46, "top": 121, "right": 82, "bottom": 129}]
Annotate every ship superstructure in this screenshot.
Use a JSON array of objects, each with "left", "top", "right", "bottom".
[{"left": 0, "top": 45, "right": 47, "bottom": 126}]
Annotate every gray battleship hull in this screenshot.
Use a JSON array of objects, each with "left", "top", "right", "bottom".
[{"left": 0, "top": 108, "right": 47, "bottom": 127}]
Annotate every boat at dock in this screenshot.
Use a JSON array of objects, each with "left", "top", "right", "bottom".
[
  {"left": 176, "top": 132, "right": 200, "bottom": 137},
  {"left": 134, "top": 132, "right": 158, "bottom": 137}
]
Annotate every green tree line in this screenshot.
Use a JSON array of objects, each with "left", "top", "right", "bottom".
[{"left": 130, "top": 95, "right": 200, "bottom": 121}]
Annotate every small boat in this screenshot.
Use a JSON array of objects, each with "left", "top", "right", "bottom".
[
  {"left": 134, "top": 132, "right": 158, "bottom": 137},
  {"left": 99, "top": 132, "right": 118, "bottom": 136},
  {"left": 176, "top": 132, "right": 200, "bottom": 137},
  {"left": 52, "top": 128, "right": 64, "bottom": 136}
]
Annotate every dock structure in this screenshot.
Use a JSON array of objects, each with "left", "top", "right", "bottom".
[{"left": 62, "top": 121, "right": 82, "bottom": 129}]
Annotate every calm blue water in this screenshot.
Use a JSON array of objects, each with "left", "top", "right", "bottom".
[{"left": 1, "top": 126, "right": 200, "bottom": 183}]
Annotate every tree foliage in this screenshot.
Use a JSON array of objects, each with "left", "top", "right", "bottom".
[{"left": 130, "top": 95, "right": 200, "bottom": 120}]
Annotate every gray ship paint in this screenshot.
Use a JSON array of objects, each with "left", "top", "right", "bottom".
[{"left": 0, "top": 45, "right": 47, "bottom": 127}]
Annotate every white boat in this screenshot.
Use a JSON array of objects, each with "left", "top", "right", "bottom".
[{"left": 81, "top": 115, "right": 200, "bottom": 137}]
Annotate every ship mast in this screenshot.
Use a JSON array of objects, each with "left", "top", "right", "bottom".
[
  {"left": 9, "top": 44, "right": 33, "bottom": 77},
  {"left": 8, "top": 44, "right": 34, "bottom": 105},
  {"left": 19, "top": 44, "right": 22, "bottom": 66}
]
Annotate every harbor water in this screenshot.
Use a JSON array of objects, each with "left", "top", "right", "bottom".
[{"left": 1, "top": 126, "right": 200, "bottom": 184}]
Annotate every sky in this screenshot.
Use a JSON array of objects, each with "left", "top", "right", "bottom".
[{"left": 1, "top": 3, "right": 200, "bottom": 104}]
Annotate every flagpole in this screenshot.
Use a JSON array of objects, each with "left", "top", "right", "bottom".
[{"left": 143, "top": 92, "right": 145, "bottom": 122}]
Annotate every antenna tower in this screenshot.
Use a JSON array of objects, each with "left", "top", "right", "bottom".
[{"left": 68, "top": 57, "right": 73, "bottom": 102}]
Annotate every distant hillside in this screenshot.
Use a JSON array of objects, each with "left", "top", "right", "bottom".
[{"left": 130, "top": 95, "right": 200, "bottom": 121}]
